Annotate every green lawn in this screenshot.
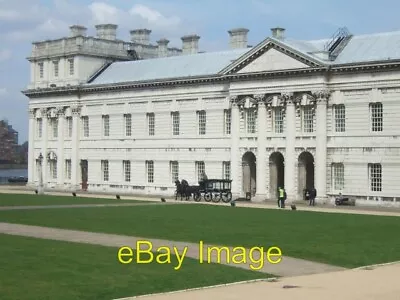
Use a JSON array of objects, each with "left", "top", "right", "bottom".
[
  {"left": 0, "top": 205, "right": 399, "bottom": 268},
  {"left": 0, "top": 234, "right": 268, "bottom": 300},
  {"left": 0, "top": 193, "right": 147, "bottom": 206}
]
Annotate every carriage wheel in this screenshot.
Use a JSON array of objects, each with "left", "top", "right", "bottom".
[
  {"left": 212, "top": 193, "right": 220, "bottom": 203},
  {"left": 204, "top": 192, "right": 212, "bottom": 202},
  {"left": 193, "top": 192, "right": 201, "bottom": 202},
  {"left": 222, "top": 192, "right": 232, "bottom": 203}
]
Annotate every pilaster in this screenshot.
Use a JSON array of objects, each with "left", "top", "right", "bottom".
[
  {"left": 41, "top": 108, "right": 48, "bottom": 187},
  {"left": 56, "top": 107, "right": 65, "bottom": 188},
  {"left": 255, "top": 94, "right": 267, "bottom": 201},
  {"left": 313, "top": 89, "right": 330, "bottom": 202},
  {"left": 27, "top": 108, "right": 35, "bottom": 186},
  {"left": 71, "top": 105, "right": 81, "bottom": 191},
  {"left": 230, "top": 96, "right": 240, "bottom": 198},
  {"left": 281, "top": 92, "right": 296, "bottom": 202}
]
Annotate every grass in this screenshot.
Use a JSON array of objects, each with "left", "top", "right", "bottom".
[
  {"left": 0, "top": 193, "right": 147, "bottom": 206},
  {"left": 0, "top": 204, "right": 399, "bottom": 268},
  {"left": 0, "top": 234, "right": 268, "bottom": 300}
]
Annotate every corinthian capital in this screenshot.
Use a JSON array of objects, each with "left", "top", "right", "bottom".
[
  {"left": 279, "top": 92, "right": 294, "bottom": 104},
  {"left": 71, "top": 105, "right": 82, "bottom": 116},
  {"left": 312, "top": 89, "right": 331, "bottom": 102},
  {"left": 56, "top": 107, "right": 65, "bottom": 117},
  {"left": 254, "top": 93, "right": 265, "bottom": 103},
  {"left": 29, "top": 108, "right": 36, "bottom": 119},
  {"left": 229, "top": 95, "right": 239, "bottom": 106}
]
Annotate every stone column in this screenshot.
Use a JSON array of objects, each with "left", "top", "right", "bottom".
[
  {"left": 255, "top": 94, "right": 267, "bottom": 201},
  {"left": 230, "top": 96, "right": 240, "bottom": 197},
  {"left": 56, "top": 107, "right": 65, "bottom": 188},
  {"left": 28, "top": 109, "right": 35, "bottom": 186},
  {"left": 282, "top": 92, "right": 296, "bottom": 202},
  {"left": 71, "top": 105, "right": 81, "bottom": 191},
  {"left": 41, "top": 108, "right": 48, "bottom": 187},
  {"left": 313, "top": 90, "right": 330, "bottom": 202}
]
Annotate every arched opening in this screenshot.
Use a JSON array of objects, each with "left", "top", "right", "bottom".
[
  {"left": 298, "top": 152, "right": 315, "bottom": 198},
  {"left": 242, "top": 151, "right": 256, "bottom": 196},
  {"left": 269, "top": 152, "right": 285, "bottom": 199}
]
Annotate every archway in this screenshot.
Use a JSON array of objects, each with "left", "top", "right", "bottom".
[
  {"left": 298, "top": 152, "right": 315, "bottom": 198},
  {"left": 242, "top": 151, "right": 256, "bottom": 196},
  {"left": 269, "top": 152, "right": 285, "bottom": 199}
]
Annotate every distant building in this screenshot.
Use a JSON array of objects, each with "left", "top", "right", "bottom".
[
  {"left": 23, "top": 24, "right": 400, "bottom": 206},
  {"left": 0, "top": 120, "right": 18, "bottom": 163}
]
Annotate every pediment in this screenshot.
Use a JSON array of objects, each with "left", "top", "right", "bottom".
[{"left": 220, "top": 38, "right": 325, "bottom": 75}]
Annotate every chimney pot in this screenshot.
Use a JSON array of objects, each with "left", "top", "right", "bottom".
[
  {"left": 228, "top": 28, "right": 249, "bottom": 49},
  {"left": 70, "top": 25, "right": 87, "bottom": 37},
  {"left": 95, "top": 24, "right": 118, "bottom": 40},
  {"left": 271, "top": 27, "right": 285, "bottom": 40},
  {"left": 181, "top": 34, "right": 200, "bottom": 55},
  {"left": 157, "top": 38, "right": 170, "bottom": 58},
  {"left": 130, "top": 29, "right": 152, "bottom": 45}
]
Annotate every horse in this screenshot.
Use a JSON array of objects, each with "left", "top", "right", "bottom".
[
  {"left": 174, "top": 180, "right": 185, "bottom": 200},
  {"left": 181, "top": 179, "right": 200, "bottom": 201}
]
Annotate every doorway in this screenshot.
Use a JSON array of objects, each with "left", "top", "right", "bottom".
[{"left": 242, "top": 151, "right": 256, "bottom": 196}]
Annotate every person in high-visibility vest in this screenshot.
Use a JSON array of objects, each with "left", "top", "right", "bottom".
[{"left": 278, "top": 187, "right": 286, "bottom": 208}]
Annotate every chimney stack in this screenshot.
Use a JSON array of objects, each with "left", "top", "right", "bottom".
[
  {"left": 157, "top": 38, "right": 169, "bottom": 58},
  {"left": 228, "top": 28, "right": 249, "bottom": 49},
  {"left": 271, "top": 27, "right": 285, "bottom": 40},
  {"left": 70, "top": 25, "right": 87, "bottom": 37},
  {"left": 95, "top": 24, "right": 118, "bottom": 40},
  {"left": 181, "top": 34, "right": 200, "bottom": 55},
  {"left": 130, "top": 29, "right": 152, "bottom": 45}
]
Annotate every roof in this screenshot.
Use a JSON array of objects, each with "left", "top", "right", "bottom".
[
  {"left": 89, "top": 48, "right": 250, "bottom": 85},
  {"left": 88, "top": 30, "right": 400, "bottom": 86}
]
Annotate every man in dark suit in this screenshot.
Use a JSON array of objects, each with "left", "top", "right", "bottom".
[{"left": 309, "top": 188, "right": 317, "bottom": 206}]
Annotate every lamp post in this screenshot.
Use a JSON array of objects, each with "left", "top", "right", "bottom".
[{"left": 38, "top": 153, "right": 44, "bottom": 195}]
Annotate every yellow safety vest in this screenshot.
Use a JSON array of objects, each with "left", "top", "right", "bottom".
[{"left": 279, "top": 189, "right": 284, "bottom": 197}]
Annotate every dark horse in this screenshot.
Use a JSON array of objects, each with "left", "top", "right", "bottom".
[{"left": 174, "top": 179, "right": 199, "bottom": 201}]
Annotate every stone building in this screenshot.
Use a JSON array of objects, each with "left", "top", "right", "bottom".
[
  {"left": 0, "top": 120, "right": 18, "bottom": 163},
  {"left": 23, "top": 25, "right": 400, "bottom": 206}
]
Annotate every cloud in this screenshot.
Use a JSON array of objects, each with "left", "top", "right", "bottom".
[
  {"left": 0, "top": 49, "right": 11, "bottom": 62},
  {"left": 129, "top": 4, "right": 181, "bottom": 28},
  {"left": 0, "top": 88, "right": 7, "bottom": 96},
  {"left": 88, "top": 2, "right": 119, "bottom": 24}
]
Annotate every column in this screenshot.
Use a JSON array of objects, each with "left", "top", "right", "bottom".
[
  {"left": 56, "top": 108, "right": 65, "bottom": 188},
  {"left": 282, "top": 93, "right": 296, "bottom": 202},
  {"left": 230, "top": 96, "right": 240, "bottom": 197},
  {"left": 71, "top": 105, "right": 81, "bottom": 191},
  {"left": 313, "top": 90, "right": 330, "bottom": 202},
  {"left": 28, "top": 109, "right": 35, "bottom": 186},
  {"left": 255, "top": 94, "right": 267, "bottom": 201},
  {"left": 41, "top": 108, "right": 48, "bottom": 187}
]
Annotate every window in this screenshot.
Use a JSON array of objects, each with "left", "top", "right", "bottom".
[
  {"left": 222, "top": 161, "right": 230, "bottom": 179},
  {"left": 49, "top": 159, "right": 57, "bottom": 179},
  {"left": 197, "top": 110, "right": 206, "bottom": 135},
  {"left": 331, "top": 163, "right": 344, "bottom": 190},
  {"left": 66, "top": 117, "right": 72, "bottom": 138},
  {"left": 50, "top": 118, "right": 58, "bottom": 138},
  {"left": 224, "top": 109, "right": 231, "bottom": 135},
  {"left": 170, "top": 161, "right": 179, "bottom": 183},
  {"left": 369, "top": 163, "right": 382, "bottom": 192},
  {"left": 195, "top": 161, "right": 205, "bottom": 182},
  {"left": 147, "top": 113, "right": 155, "bottom": 136},
  {"left": 101, "top": 160, "right": 109, "bottom": 182},
  {"left": 274, "top": 108, "right": 284, "bottom": 134},
  {"left": 82, "top": 116, "right": 89, "bottom": 137},
  {"left": 302, "top": 106, "right": 314, "bottom": 133},
  {"left": 53, "top": 60, "right": 59, "bottom": 77},
  {"left": 246, "top": 108, "right": 257, "bottom": 133},
  {"left": 36, "top": 118, "right": 42, "bottom": 138},
  {"left": 68, "top": 58, "right": 74, "bottom": 75},
  {"left": 124, "top": 114, "right": 132, "bottom": 136},
  {"left": 146, "top": 160, "right": 154, "bottom": 183},
  {"left": 65, "top": 159, "right": 72, "bottom": 180},
  {"left": 171, "top": 112, "right": 180, "bottom": 136},
  {"left": 38, "top": 62, "right": 44, "bottom": 79},
  {"left": 370, "top": 102, "right": 383, "bottom": 132},
  {"left": 102, "top": 115, "right": 110, "bottom": 137},
  {"left": 334, "top": 104, "right": 346, "bottom": 132},
  {"left": 123, "top": 160, "right": 131, "bottom": 182}
]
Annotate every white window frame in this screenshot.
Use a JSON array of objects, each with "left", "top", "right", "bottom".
[
  {"left": 273, "top": 108, "right": 284, "bottom": 134},
  {"left": 224, "top": 109, "right": 231, "bottom": 135},
  {"left": 49, "top": 117, "right": 58, "bottom": 139},
  {"left": 171, "top": 112, "right": 180, "bottom": 136},
  {"left": 246, "top": 108, "right": 257, "bottom": 134},
  {"left": 370, "top": 102, "right": 383, "bottom": 132},
  {"left": 170, "top": 161, "right": 179, "bottom": 183},
  {"left": 197, "top": 110, "right": 206, "bottom": 135},
  {"left": 147, "top": 113, "right": 155, "bottom": 136},
  {"left": 49, "top": 159, "right": 57, "bottom": 179},
  {"left": 36, "top": 118, "right": 42, "bottom": 138},
  {"left": 68, "top": 58, "right": 74, "bottom": 75},
  {"left": 102, "top": 115, "right": 110, "bottom": 137},
  {"left": 302, "top": 106, "right": 314, "bottom": 133},
  {"left": 65, "top": 159, "right": 72, "bottom": 180},
  {"left": 38, "top": 62, "right": 44, "bottom": 79},
  {"left": 124, "top": 114, "right": 132, "bottom": 137},
  {"left": 222, "top": 161, "right": 230, "bottom": 180},
  {"left": 334, "top": 104, "right": 346, "bottom": 133},
  {"left": 369, "top": 163, "right": 382, "bottom": 192},
  {"left": 82, "top": 116, "right": 89, "bottom": 137},
  {"left": 66, "top": 117, "right": 72, "bottom": 138},
  {"left": 195, "top": 161, "right": 205, "bottom": 182},
  {"left": 53, "top": 60, "right": 59, "bottom": 77},
  {"left": 146, "top": 160, "right": 154, "bottom": 183},
  {"left": 101, "top": 160, "right": 109, "bottom": 182},
  {"left": 331, "top": 163, "right": 344, "bottom": 191},
  {"left": 123, "top": 160, "right": 131, "bottom": 182}
]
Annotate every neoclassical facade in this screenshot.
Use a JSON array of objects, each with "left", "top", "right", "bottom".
[{"left": 24, "top": 25, "right": 400, "bottom": 206}]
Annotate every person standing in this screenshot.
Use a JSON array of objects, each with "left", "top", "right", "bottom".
[
  {"left": 309, "top": 187, "right": 317, "bottom": 206},
  {"left": 278, "top": 186, "right": 285, "bottom": 208}
]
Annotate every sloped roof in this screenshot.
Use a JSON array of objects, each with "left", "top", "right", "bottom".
[
  {"left": 89, "top": 48, "right": 250, "bottom": 85},
  {"left": 88, "top": 30, "right": 400, "bottom": 86}
]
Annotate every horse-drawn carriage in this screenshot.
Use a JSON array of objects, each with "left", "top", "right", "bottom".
[{"left": 175, "top": 178, "right": 233, "bottom": 203}]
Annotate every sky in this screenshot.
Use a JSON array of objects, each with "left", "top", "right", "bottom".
[{"left": 1, "top": 0, "right": 400, "bottom": 143}]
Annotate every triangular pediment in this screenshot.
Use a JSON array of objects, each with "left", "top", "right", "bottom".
[{"left": 220, "top": 38, "right": 326, "bottom": 75}]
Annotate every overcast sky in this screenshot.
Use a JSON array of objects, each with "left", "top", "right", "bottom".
[{"left": 1, "top": 0, "right": 399, "bottom": 143}]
